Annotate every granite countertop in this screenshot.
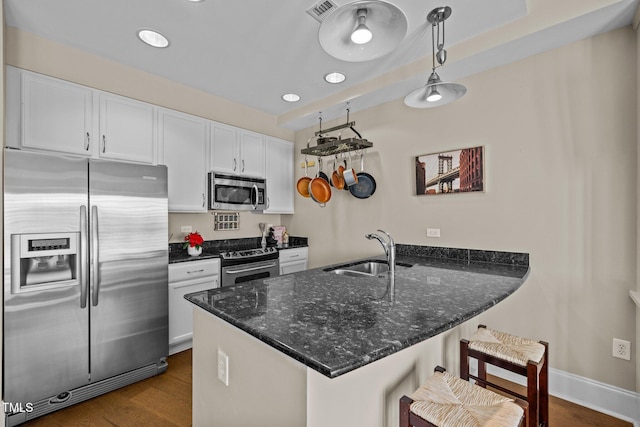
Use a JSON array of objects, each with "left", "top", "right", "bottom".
[
  {"left": 184, "top": 245, "right": 529, "bottom": 378},
  {"left": 169, "top": 236, "right": 308, "bottom": 264}
]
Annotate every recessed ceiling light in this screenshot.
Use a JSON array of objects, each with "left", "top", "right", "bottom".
[
  {"left": 137, "top": 29, "right": 169, "bottom": 48},
  {"left": 324, "top": 72, "right": 346, "bottom": 84},
  {"left": 282, "top": 93, "right": 301, "bottom": 102}
]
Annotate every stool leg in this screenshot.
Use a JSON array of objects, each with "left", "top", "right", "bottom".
[
  {"left": 477, "top": 357, "right": 487, "bottom": 388},
  {"left": 400, "top": 396, "right": 412, "bottom": 427},
  {"left": 539, "top": 341, "right": 549, "bottom": 427},
  {"left": 460, "top": 339, "right": 470, "bottom": 381},
  {"left": 526, "top": 360, "right": 539, "bottom": 427}
]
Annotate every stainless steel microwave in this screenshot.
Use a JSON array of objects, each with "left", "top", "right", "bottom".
[{"left": 208, "top": 172, "right": 267, "bottom": 211}]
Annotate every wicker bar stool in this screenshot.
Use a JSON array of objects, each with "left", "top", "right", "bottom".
[
  {"left": 400, "top": 366, "right": 527, "bottom": 427},
  {"left": 460, "top": 325, "right": 549, "bottom": 427}
]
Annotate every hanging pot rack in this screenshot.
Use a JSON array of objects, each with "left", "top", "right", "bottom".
[{"left": 301, "top": 107, "right": 373, "bottom": 157}]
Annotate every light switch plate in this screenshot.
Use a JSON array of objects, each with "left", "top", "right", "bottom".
[{"left": 427, "top": 228, "right": 440, "bottom": 238}]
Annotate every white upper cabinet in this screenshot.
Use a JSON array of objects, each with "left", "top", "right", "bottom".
[
  {"left": 98, "top": 93, "right": 155, "bottom": 164},
  {"left": 264, "top": 136, "right": 294, "bottom": 214},
  {"left": 158, "top": 108, "right": 208, "bottom": 212},
  {"left": 209, "top": 122, "right": 238, "bottom": 174},
  {"left": 209, "top": 121, "right": 265, "bottom": 178},
  {"left": 6, "top": 67, "right": 156, "bottom": 164},
  {"left": 239, "top": 130, "right": 265, "bottom": 178},
  {"left": 14, "top": 68, "right": 93, "bottom": 156}
]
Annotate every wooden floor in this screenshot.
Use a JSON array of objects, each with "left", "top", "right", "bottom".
[{"left": 23, "top": 349, "right": 631, "bottom": 427}]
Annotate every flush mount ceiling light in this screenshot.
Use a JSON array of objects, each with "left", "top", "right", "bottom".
[
  {"left": 404, "top": 6, "right": 466, "bottom": 108},
  {"left": 137, "top": 29, "right": 170, "bottom": 48},
  {"left": 324, "top": 72, "right": 346, "bottom": 84},
  {"left": 282, "top": 93, "right": 301, "bottom": 102},
  {"left": 318, "top": 0, "right": 407, "bottom": 62}
]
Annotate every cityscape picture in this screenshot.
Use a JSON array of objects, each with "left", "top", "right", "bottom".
[{"left": 415, "top": 146, "right": 484, "bottom": 195}]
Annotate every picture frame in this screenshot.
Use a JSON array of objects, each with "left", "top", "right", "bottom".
[{"left": 415, "top": 146, "right": 484, "bottom": 195}]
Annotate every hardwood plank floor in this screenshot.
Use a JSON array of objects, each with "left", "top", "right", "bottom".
[{"left": 23, "top": 349, "right": 632, "bottom": 426}]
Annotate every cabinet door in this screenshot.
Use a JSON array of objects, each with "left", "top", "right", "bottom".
[
  {"left": 99, "top": 93, "right": 155, "bottom": 164},
  {"left": 169, "top": 276, "right": 219, "bottom": 354},
  {"left": 264, "top": 137, "right": 294, "bottom": 214},
  {"left": 159, "top": 109, "right": 208, "bottom": 212},
  {"left": 209, "top": 122, "right": 239, "bottom": 174},
  {"left": 239, "top": 130, "right": 265, "bottom": 178},
  {"left": 21, "top": 71, "right": 93, "bottom": 156}
]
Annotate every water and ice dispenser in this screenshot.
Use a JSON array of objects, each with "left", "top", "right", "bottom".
[{"left": 11, "top": 232, "right": 80, "bottom": 293}]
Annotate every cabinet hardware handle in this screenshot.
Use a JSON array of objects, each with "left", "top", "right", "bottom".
[
  {"left": 85, "top": 132, "right": 90, "bottom": 151},
  {"left": 187, "top": 269, "right": 205, "bottom": 274},
  {"left": 242, "top": 159, "right": 245, "bottom": 173},
  {"left": 233, "top": 158, "right": 237, "bottom": 171},
  {"left": 102, "top": 135, "right": 106, "bottom": 153},
  {"left": 202, "top": 193, "right": 205, "bottom": 208},
  {"left": 289, "top": 254, "right": 299, "bottom": 258}
]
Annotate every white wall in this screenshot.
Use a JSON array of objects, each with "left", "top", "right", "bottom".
[{"left": 285, "top": 26, "right": 638, "bottom": 392}]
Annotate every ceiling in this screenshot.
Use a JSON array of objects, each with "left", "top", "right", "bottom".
[{"left": 4, "top": 0, "right": 638, "bottom": 131}]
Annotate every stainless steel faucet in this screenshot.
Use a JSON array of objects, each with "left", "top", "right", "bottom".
[{"left": 365, "top": 229, "right": 396, "bottom": 276}]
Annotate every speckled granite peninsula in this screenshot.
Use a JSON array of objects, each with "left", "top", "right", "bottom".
[{"left": 185, "top": 245, "right": 529, "bottom": 427}]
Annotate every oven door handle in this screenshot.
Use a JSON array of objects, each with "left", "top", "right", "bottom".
[{"left": 224, "top": 262, "right": 277, "bottom": 275}]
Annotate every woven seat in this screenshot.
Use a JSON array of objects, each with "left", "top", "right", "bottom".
[
  {"left": 460, "top": 326, "right": 549, "bottom": 427},
  {"left": 400, "top": 366, "right": 526, "bottom": 427}
]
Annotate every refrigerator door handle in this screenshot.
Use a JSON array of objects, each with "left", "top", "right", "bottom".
[
  {"left": 91, "top": 205, "right": 101, "bottom": 306},
  {"left": 80, "top": 205, "right": 88, "bottom": 309}
]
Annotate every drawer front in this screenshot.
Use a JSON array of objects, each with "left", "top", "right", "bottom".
[
  {"left": 279, "top": 247, "right": 308, "bottom": 263},
  {"left": 169, "top": 258, "right": 220, "bottom": 282}
]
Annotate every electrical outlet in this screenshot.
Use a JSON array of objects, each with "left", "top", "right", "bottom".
[
  {"left": 612, "top": 338, "right": 631, "bottom": 361},
  {"left": 426, "top": 228, "right": 440, "bottom": 238},
  {"left": 217, "top": 348, "right": 229, "bottom": 385},
  {"left": 181, "top": 226, "right": 192, "bottom": 233}
]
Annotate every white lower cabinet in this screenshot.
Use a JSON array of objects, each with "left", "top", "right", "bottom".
[
  {"left": 169, "top": 258, "right": 220, "bottom": 355},
  {"left": 279, "top": 247, "right": 309, "bottom": 275}
]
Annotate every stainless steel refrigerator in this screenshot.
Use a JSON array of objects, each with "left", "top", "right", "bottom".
[{"left": 3, "top": 149, "right": 169, "bottom": 425}]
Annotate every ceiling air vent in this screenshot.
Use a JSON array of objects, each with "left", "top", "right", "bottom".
[{"left": 306, "top": 0, "right": 338, "bottom": 23}]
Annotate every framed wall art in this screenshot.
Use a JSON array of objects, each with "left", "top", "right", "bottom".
[{"left": 415, "top": 146, "right": 484, "bottom": 195}]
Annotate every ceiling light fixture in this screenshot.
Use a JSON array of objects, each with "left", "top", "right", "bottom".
[
  {"left": 282, "top": 93, "right": 301, "bottom": 102},
  {"left": 350, "top": 9, "right": 372, "bottom": 44},
  {"left": 324, "top": 72, "right": 346, "bottom": 84},
  {"left": 318, "top": 0, "right": 407, "bottom": 62},
  {"left": 137, "top": 29, "right": 169, "bottom": 48},
  {"left": 404, "top": 6, "right": 466, "bottom": 108}
]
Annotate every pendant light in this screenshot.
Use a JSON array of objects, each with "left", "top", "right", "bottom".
[
  {"left": 318, "top": 0, "right": 407, "bottom": 62},
  {"left": 404, "top": 6, "right": 466, "bottom": 108}
]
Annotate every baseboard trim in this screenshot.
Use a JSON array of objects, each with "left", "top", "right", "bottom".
[{"left": 479, "top": 363, "right": 640, "bottom": 426}]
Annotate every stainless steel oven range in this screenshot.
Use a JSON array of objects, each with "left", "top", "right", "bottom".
[{"left": 219, "top": 247, "right": 279, "bottom": 287}]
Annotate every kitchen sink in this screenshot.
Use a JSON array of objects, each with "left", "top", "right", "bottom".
[{"left": 323, "top": 259, "right": 412, "bottom": 277}]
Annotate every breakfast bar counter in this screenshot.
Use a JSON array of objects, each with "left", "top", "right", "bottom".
[{"left": 185, "top": 245, "right": 529, "bottom": 427}]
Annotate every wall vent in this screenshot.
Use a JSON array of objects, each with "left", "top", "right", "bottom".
[{"left": 306, "top": 0, "right": 338, "bottom": 23}]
